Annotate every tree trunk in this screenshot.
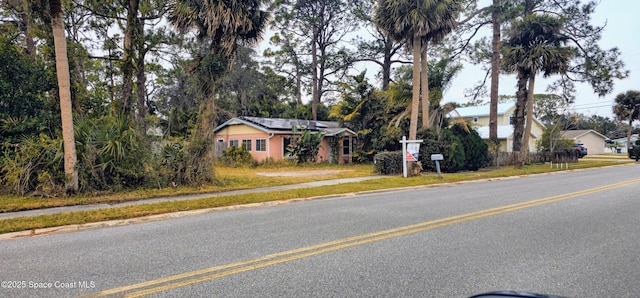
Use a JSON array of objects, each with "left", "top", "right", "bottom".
[
  {"left": 512, "top": 74, "right": 527, "bottom": 153},
  {"left": 22, "top": 0, "right": 36, "bottom": 58},
  {"left": 628, "top": 113, "right": 634, "bottom": 150},
  {"left": 295, "top": 66, "right": 303, "bottom": 104},
  {"left": 381, "top": 38, "right": 393, "bottom": 91},
  {"left": 184, "top": 93, "right": 216, "bottom": 185},
  {"left": 121, "top": 0, "right": 140, "bottom": 119},
  {"left": 135, "top": 53, "right": 147, "bottom": 124},
  {"left": 519, "top": 75, "right": 536, "bottom": 167},
  {"left": 50, "top": 0, "right": 78, "bottom": 193},
  {"left": 135, "top": 21, "right": 147, "bottom": 125},
  {"left": 311, "top": 29, "right": 319, "bottom": 120},
  {"left": 317, "top": 45, "right": 327, "bottom": 119},
  {"left": 420, "top": 44, "right": 430, "bottom": 129},
  {"left": 489, "top": 0, "right": 500, "bottom": 141},
  {"left": 409, "top": 35, "right": 421, "bottom": 140}
]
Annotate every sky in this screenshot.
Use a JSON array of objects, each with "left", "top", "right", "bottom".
[
  {"left": 257, "top": 1, "right": 639, "bottom": 120},
  {"left": 445, "top": 0, "right": 640, "bottom": 119}
]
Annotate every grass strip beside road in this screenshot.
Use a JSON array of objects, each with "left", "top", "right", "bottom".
[
  {"left": 0, "top": 164, "right": 374, "bottom": 213},
  {"left": 0, "top": 159, "right": 633, "bottom": 235}
]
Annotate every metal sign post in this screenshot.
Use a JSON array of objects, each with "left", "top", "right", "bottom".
[{"left": 400, "top": 136, "right": 424, "bottom": 178}]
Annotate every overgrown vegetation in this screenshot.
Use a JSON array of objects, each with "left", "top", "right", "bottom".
[
  {"left": 287, "top": 128, "right": 324, "bottom": 163},
  {"left": 217, "top": 146, "right": 256, "bottom": 167}
]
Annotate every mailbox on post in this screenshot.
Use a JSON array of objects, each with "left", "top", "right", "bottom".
[{"left": 431, "top": 154, "right": 444, "bottom": 178}]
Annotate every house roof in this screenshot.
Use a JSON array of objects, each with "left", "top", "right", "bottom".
[
  {"left": 214, "top": 116, "right": 357, "bottom": 137},
  {"left": 610, "top": 134, "right": 639, "bottom": 144},
  {"left": 561, "top": 129, "right": 609, "bottom": 140},
  {"left": 450, "top": 103, "right": 515, "bottom": 118},
  {"left": 449, "top": 102, "right": 545, "bottom": 132}
]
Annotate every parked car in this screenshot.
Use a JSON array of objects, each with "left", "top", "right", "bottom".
[
  {"left": 629, "top": 140, "right": 640, "bottom": 161},
  {"left": 572, "top": 143, "right": 588, "bottom": 158}
]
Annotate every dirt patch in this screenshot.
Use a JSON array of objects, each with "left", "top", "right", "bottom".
[{"left": 255, "top": 170, "right": 352, "bottom": 177}]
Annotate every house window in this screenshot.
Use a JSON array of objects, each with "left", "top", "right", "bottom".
[
  {"left": 256, "top": 139, "right": 266, "bottom": 152},
  {"left": 342, "top": 138, "right": 350, "bottom": 155},
  {"left": 229, "top": 139, "right": 239, "bottom": 148},
  {"left": 283, "top": 137, "right": 292, "bottom": 157},
  {"left": 242, "top": 139, "right": 252, "bottom": 151},
  {"left": 473, "top": 117, "right": 479, "bottom": 123}
]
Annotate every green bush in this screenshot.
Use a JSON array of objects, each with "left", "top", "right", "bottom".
[
  {"left": 451, "top": 123, "right": 488, "bottom": 171},
  {"left": 217, "top": 145, "right": 256, "bottom": 167},
  {"left": 156, "top": 140, "right": 187, "bottom": 185},
  {"left": 74, "top": 116, "right": 150, "bottom": 191},
  {"left": 536, "top": 128, "right": 573, "bottom": 153},
  {"left": 0, "top": 134, "right": 64, "bottom": 196},
  {"left": 353, "top": 149, "right": 377, "bottom": 163},
  {"left": 373, "top": 151, "right": 403, "bottom": 175},
  {"left": 287, "top": 128, "right": 324, "bottom": 163},
  {"left": 418, "top": 128, "right": 465, "bottom": 173}
]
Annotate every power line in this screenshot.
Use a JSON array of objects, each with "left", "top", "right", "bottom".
[{"left": 568, "top": 104, "right": 613, "bottom": 110}]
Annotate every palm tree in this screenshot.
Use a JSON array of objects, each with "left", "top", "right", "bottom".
[
  {"left": 382, "top": 57, "right": 461, "bottom": 132},
  {"left": 374, "top": 0, "right": 462, "bottom": 140},
  {"left": 168, "top": 0, "right": 268, "bottom": 183},
  {"left": 502, "top": 14, "right": 574, "bottom": 166},
  {"left": 613, "top": 90, "right": 640, "bottom": 150},
  {"left": 418, "top": 0, "right": 461, "bottom": 130},
  {"left": 50, "top": 0, "right": 78, "bottom": 192},
  {"left": 426, "top": 57, "right": 463, "bottom": 131},
  {"left": 169, "top": 0, "right": 268, "bottom": 58}
]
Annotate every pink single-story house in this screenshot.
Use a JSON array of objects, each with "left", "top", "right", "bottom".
[{"left": 214, "top": 116, "right": 357, "bottom": 163}]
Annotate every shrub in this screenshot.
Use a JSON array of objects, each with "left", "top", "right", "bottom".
[
  {"left": 451, "top": 123, "right": 488, "bottom": 171},
  {"left": 74, "top": 116, "right": 151, "bottom": 191},
  {"left": 353, "top": 149, "right": 377, "bottom": 163},
  {"left": 373, "top": 151, "right": 403, "bottom": 175},
  {"left": 287, "top": 128, "right": 324, "bottom": 163},
  {"left": 156, "top": 140, "right": 187, "bottom": 185},
  {"left": 418, "top": 128, "right": 465, "bottom": 173},
  {"left": 0, "top": 134, "right": 64, "bottom": 196},
  {"left": 536, "top": 128, "right": 573, "bottom": 153},
  {"left": 217, "top": 145, "right": 256, "bottom": 167}
]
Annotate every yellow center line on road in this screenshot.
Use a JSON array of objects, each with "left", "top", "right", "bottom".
[{"left": 85, "top": 178, "right": 640, "bottom": 298}]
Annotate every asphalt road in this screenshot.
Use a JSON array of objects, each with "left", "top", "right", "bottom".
[{"left": 1, "top": 164, "right": 639, "bottom": 298}]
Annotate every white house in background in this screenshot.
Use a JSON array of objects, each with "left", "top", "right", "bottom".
[
  {"left": 450, "top": 103, "right": 545, "bottom": 153},
  {"left": 561, "top": 130, "right": 609, "bottom": 155},
  {"left": 609, "top": 134, "right": 639, "bottom": 153}
]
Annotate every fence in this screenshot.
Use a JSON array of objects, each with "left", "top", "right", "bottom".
[{"left": 488, "top": 151, "right": 578, "bottom": 167}]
